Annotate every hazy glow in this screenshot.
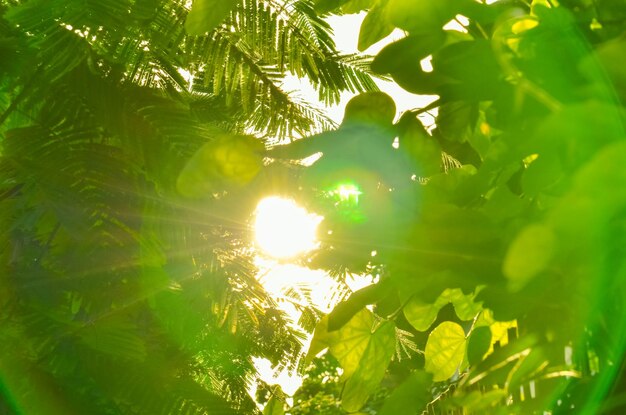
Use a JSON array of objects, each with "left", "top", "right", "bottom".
[
  {"left": 254, "top": 197, "right": 322, "bottom": 259},
  {"left": 336, "top": 184, "right": 362, "bottom": 204}
]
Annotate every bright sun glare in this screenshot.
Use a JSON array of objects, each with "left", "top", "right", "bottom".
[{"left": 254, "top": 197, "right": 323, "bottom": 259}]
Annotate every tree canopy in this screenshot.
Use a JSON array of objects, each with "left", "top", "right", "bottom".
[{"left": 2, "top": 0, "right": 626, "bottom": 414}]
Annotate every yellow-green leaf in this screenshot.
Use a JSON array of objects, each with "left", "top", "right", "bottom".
[
  {"left": 440, "top": 288, "right": 482, "bottom": 321},
  {"left": 306, "top": 316, "right": 337, "bottom": 362},
  {"left": 329, "top": 309, "right": 376, "bottom": 378},
  {"left": 424, "top": 321, "right": 466, "bottom": 381},
  {"left": 403, "top": 298, "right": 440, "bottom": 332},
  {"left": 503, "top": 224, "right": 555, "bottom": 291},
  {"left": 341, "top": 321, "right": 396, "bottom": 412},
  {"left": 263, "top": 395, "right": 284, "bottom": 415}
]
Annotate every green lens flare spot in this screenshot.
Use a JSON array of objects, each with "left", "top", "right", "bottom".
[{"left": 333, "top": 183, "right": 362, "bottom": 205}]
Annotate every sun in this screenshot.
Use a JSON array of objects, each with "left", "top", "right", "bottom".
[{"left": 254, "top": 197, "right": 323, "bottom": 259}]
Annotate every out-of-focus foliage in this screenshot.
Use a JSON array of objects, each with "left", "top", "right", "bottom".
[
  {"left": 0, "top": 0, "right": 379, "bottom": 413},
  {"left": 4, "top": 0, "right": 626, "bottom": 413},
  {"left": 269, "top": 0, "right": 626, "bottom": 413}
]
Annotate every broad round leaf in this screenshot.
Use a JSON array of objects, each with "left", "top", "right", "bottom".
[
  {"left": 176, "top": 134, "right": 263, "bottom": 197},
  {"left": 403, "top": 298, "right": 440, "bottom": 332},
  {"left": 425, "top": 321, "right": 466, "bottom": 381},
  {"left": 343, "top": 92, "right": 396, "bottom": 127},
  {"left": 341, "top": 321, "right": 396, "bottom": 412}
]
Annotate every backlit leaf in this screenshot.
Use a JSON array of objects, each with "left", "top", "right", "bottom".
[
  {"left": 404, "top": 298, "right": 440, "bottom": 332},
  {"left": 329, "top": 309, "right": 377, "bottom": 378},
  {"left": 341, "top": 321, "right": 396, "bottom": 411},
  {"left": 425, "top": 321, "right": 466, "bottom": 381}
]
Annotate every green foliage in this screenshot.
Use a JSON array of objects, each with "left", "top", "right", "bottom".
[
  {"left": 0, "top": 0, "right": 380, "bottom": 413},
  {"left": 277, "top": 0, "right": 626, "bottom": 413},
  {"left": 4, "top": 0, "right": 626, "bottom": 414}
]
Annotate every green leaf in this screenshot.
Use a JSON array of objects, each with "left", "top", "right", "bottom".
[
  {"left": 185, "top": 0, "right": 240, "bottom": 35},
  {"left": 371, "top": 32, "right": 445, "bottom": 74},
  {"left": 341, "top": 321, "right": 396, "bottom": 412},
  {"left": 358, "top": 0, "right": 394, "bottom": 51},
  {"left": 396, "top": 112, "right": 442, "bottom": 177},
  {"left": 503, "top": 224, "right": 556, "bottom": 292},
  {"left": 306, "top": 315, "right": 337, "bottom": 362},
  {"left": 379, "top": 370, "right": 432, "bottom": 415},
  {"left": 327, "top": 279, "right": 392, "bottom": 331},
  {"left": 403, "top": 298, "right": 440, "bottom": 332},
  {"left": 263, "top": 395, "right": 285, "bottom": 415},
  {"left": 436, "top": 102, "right": 478, "bottom": 143},
  {"left": 329, "top": 309, "right": 377, "bottom": 378},
  {"left": 522, "top": 153, "right": 563, "bottom": 196},
  {"left": 424, "top": 321, "right": 466, "bottom": 381},
  {"left": 467, "top": 326, "right": 491, "bottom": 366},
  {"left": 440, "top": 288, "right": 482, "bottom": 321},
  {"left": 176, "top": 133, "right": 264, "bottom": 197},
  {"left": 386, "top": 0, "right": 459, "bottom": 32}
]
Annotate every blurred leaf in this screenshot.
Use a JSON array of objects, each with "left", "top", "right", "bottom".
[
  {"left": 387, "top": 0, "right": 460, "bottom": 32},
  {"left": 371, "top": 32, "right": 445, "bottom": 74},
  {"left": 397, "top": 112, "right": 442, "bottom": 177},
  {"left": 503, "top": 224, "right": 555, "bottom": 292},
  {"left": 440, "top": 288, "right": 482, "bottom": 321},
  {"left": 185, "top": 0, "right": 240, "bottom": 35},
  {"left": 79, "top": 316, "right": 147, "bottom": 362},
  {"left": 176, "top": 133, "right": 264, "bottom": 197},
  {"left": 263, "top": 395, "right": 285, "bottom": 415},
  {"left": 522, "top": 154, "right": 563, "bottom": 196},
  {"left": 467, "top": 326, "right": 492, "bottom": 366},
  {"left": 379, "top": 370, "right": 432, "bottom": 415},
  {"left": 506, "top": 346, "right": 549, "bottom": 390},
  {"left": 451, "top": 389, "right": 507, "bottom": 412},
  {"left": 436, "top": 102, "right": 478, "bottom": 143},
  {"left": 306, "top": 316, "right": 336, "bottom": 362},
  {"left": 358, "top": 0, "right": 394, "bottom": 51},
  {"left": 404, "top": 297, "right": 441, "bottom": 332},
  {"left": 425, "top": 321, "right": 466, "bottom": 381}
]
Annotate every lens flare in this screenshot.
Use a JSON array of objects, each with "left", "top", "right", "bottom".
[{"left": 254, "top": 197, "right": 322, "bottom": 259}]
